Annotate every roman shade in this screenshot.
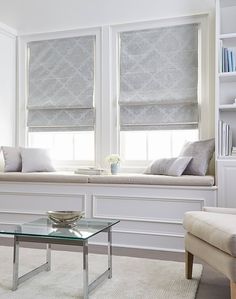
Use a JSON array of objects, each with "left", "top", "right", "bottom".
[
  {"left": 27, "top": 35, "right": 95, "bottom": 132},
  {"left": 119, "top": 24, "right": 199, "bottom": 131}
]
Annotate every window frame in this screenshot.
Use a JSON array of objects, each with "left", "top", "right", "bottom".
[
  {"left": 110, "top": 14, "right": 210, "bottom": 171},
  {"left": 18, "top": 27, "right": 102, "bottom": 168}
]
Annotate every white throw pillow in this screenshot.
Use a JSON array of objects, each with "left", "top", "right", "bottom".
[
  {"left": 21, "top": 148, "right": 55, "bottom": 173},
  {"left": 1, "top": 146, "right": 22, "bottom": 172},
  {"left": 144, "top": 156, "right": 192, "bottom": 176},
  {"left": 0, "top": 151, "right": 4, "bottom": 172}
]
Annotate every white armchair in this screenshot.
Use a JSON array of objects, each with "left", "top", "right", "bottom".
[{"left": 183, "top": 207, "right": 236, "bottom": 299}]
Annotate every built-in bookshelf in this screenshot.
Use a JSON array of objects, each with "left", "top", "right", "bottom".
[{"left": 216, "top": 0, "right": 236, "bottom": 159}]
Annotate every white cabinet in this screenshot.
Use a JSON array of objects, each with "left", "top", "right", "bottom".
[
  {"left": 0, "top": 26, "right": 16, "bottom": 146},
  {"left": 218, "top": 160, "right": 236, "bottom": 207}
]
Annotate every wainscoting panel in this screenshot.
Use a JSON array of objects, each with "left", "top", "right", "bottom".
[
  {"left": 0, "top": 181, "right": 217, "bottom": 251},
  {"left": 92, "top": 195, "right": 204, "bottom": 222},
  {"left": 112, "top": 219, "right": 184, "bottom": 235},
  {"left": 0, "top": 192, "right": 86, "bottom": 217},
  {"left": 91, "top": 229, "right": 184, "bottom": 252}
]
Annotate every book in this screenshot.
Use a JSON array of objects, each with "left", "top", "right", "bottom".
[
  {"left": 218, "top": 120, "right": 223, "bottom": 156},
  {"left": 221, "top": 46, "right": 236, "bottom": 73},
  {"left": 229, "top": 127, "right": 233, "bottom": 155},
  {"left": 74, "top": 167, "right": 106, "bottom": 175},
  {"left": 219, "top": 120, "right": 232, "bottom": 156},
  {"left": 231, "top": 49, "right": 236, "bottom": 71},
  {"left": 224, "top": 48, "right": 228, "bottom": 72},
  {"left": 228, "top": 49, "right": 233, "bottom": 72},
  {"left": 219, "top": 40, "right": 223, "bottom": 72}
]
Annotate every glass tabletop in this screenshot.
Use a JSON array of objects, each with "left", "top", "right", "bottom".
[{"left": 0, "top": 217, "right": 120, "bottom": 240}]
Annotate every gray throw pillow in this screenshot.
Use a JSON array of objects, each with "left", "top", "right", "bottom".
[
  {"left": 144, "top": 156, "right": 192, "bottom": 176},
  {"left": 21, "top": 148, "right": 55, "bottom": 173},
  {"left": 1, "top": 146, "right": 22, "bottom": 172},
  {"left": 180, "top": 138, "right": 215, "bottom": 176}
]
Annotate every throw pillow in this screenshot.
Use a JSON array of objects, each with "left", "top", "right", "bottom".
[
  {"left": 0, "top": 151, "right": 5, "bottom": 172},
  {"left": 1, "top": 146, "right": 22, "bottom": 172},
  {"left": 179, "top": 138, "right": 215, "bottom": 176},
  {"left": 20, "top": 148, "right": 55, "bottom": 173},
  {"left": 144, "top": 156, "right": 192, "bottom": 176}
]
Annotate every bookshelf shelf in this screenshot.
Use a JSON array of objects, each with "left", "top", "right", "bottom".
[
  {"left": 219, "top": 72, "right": 236, "bottom": 82},
  {"left": 219, "top": 104, "right": 236, "bottom": 111},
  {"left": 218, "top": 156, "right": 236, "bottom": 160},
  {"left": 220, "top": 33, "right": 236, "bottom": 40}
]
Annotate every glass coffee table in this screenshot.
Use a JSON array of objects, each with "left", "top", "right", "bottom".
[{"left": 0, "top": 217, "right": 120, "bottom": 299}]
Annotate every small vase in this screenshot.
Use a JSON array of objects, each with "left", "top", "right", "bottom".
[{"left": 110, "top": 163, "right": 119, "bottom": 175}]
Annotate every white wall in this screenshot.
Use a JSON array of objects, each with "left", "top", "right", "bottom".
[
  {"left": 0, "top": 26, "right": 16, "bottom": 146},
  {"left": 0, "top": 0, "right": 215, "bottom": 35}
]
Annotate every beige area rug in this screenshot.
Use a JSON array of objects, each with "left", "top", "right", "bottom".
[{"left": 0, "top": 246, "right": 202, "bottom": 299}]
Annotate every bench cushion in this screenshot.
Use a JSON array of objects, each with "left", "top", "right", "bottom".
[
  {"left": 183, "top": 211, "right": 236, "bottom": 256},
  {"left": 88, "top": 174, "right": 214, "bottom": 186},
  {"left": 0, "top": 172, "right": 89, "bottom": 184},
  {"left": 0, "top": 172, "right": 214, "bottom": 186}
]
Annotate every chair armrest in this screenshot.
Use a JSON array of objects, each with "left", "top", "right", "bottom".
[{"left": 203, "top": 206, "right": 236, "bottom": 215}]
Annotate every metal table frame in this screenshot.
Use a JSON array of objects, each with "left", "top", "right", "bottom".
[{"left": 12, "top": 226, "right": 112, "bottom": 299}]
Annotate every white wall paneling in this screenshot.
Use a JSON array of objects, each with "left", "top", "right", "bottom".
[
  {"left": 0, "top": 181, "right": 217, "bottom": 252},
  {"left": 92, "top": 195, "right": 204, "bottom": 222},
  {"left": 217, "top": 160, "right": 236, "bottom": 207}
]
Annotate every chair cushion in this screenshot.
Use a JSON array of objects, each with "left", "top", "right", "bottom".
[{"left": 183, "top": 211, "right": 236, "bottom": 256}]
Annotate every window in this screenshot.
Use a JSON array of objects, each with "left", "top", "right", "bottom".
[
  {"left": 27, "top": 35, "right": 96, "bottom": 163},
  {"left": 120, "top": 129, "right": 198, "bottom": 163},
  {"left": 28, "top": 131, "right": 94, "bottom": 161},
  {"left": 118, "top": 24, "right": 199, "bottom": 163}
]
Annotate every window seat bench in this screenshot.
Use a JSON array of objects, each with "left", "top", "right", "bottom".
[{"left": 0, "top": 172, "right": 217, "bottom": 252}]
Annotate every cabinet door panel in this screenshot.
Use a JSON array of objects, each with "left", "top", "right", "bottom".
[{"left": 218, "top": 161, "right": 236, "bottom": 207}]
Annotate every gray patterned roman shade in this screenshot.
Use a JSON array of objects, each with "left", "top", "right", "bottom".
[
  {"left": 27, "top": 35, "right": 95, "bottom": 132},
  {"left": 119, "top": 24, "right": 199, "bottom": 131}
]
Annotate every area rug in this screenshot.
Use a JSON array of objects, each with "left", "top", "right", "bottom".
[{"left": 0, "top": 246, "right": 202, "bottom": 299}]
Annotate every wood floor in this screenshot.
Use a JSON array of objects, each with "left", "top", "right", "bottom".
[{"left": 0, "top": 238, "right": 230, "bottom": 298}]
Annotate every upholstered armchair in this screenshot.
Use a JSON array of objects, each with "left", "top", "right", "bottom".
[{"left": 183, "top": 207, "right": 236, "bottom": 299}]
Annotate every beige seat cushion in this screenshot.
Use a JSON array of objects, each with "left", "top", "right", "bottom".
[
  {"left": 183, "top": 211, "right": 236, "bottom": 256},
  {"left": 0, "top": 172, "right": 89, "bottom": 183},
  {"left": 88, "top": 174, "right": 215, "bottom": 186},
  {"left": 0, "top": 172, "right": 215, "bottom": 186}
]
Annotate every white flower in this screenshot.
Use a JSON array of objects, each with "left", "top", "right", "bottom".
[{"left": 105, "top": 154, "right": 121, "bottom": 164}]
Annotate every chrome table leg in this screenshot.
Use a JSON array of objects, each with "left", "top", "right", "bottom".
[
  {"left": 12, "top": 236, "right": 19, "bottom": 291},
  {"left": 108, "top": 227, "right": 112, "bottom": 279},
  {"left": 83, "top": 240, "right": 89, "bottom": 299},
  {"left": 46, "top": 243, "right": 51, "bottom": 271}
]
